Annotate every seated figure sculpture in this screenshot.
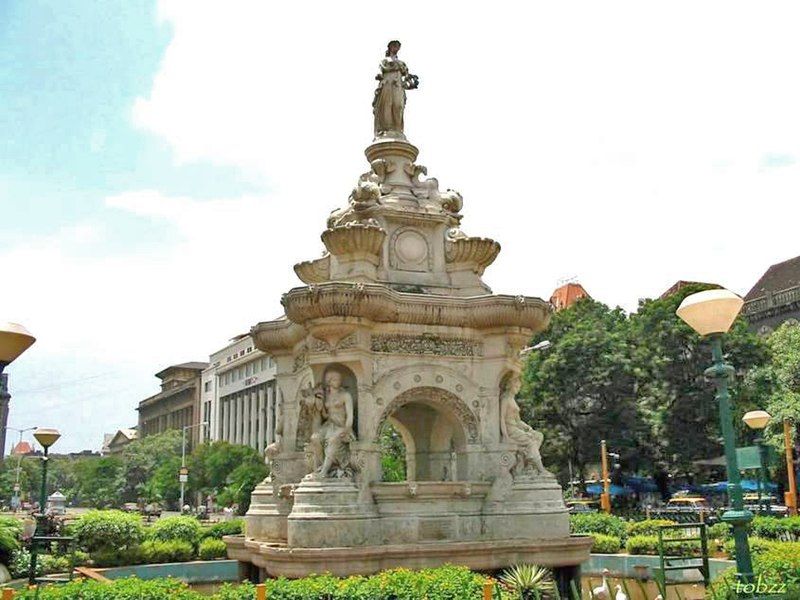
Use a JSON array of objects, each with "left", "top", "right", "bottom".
[
  {"left": 500, "top": 376, "right": 552, "bottom": 478},
  {"left": 305, "top": 370, "right": 355, "bottom": 478}
]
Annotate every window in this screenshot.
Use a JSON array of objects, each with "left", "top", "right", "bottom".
[
  {"left": 246, "top": 363, "right": 252, "bottom": 376},
  {"left": 204, "top": 381, "right": 212, "bottom": 392}
]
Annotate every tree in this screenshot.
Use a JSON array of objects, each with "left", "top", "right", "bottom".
[
  {"left": 629, "top": 284, "right": 768, "bottom": 473},
  {"left": 119, "top": 430, "right": 183, "bottom": 503},
  {"left": 188, "top": 441, "right": 267, "bottom": 514},
  {"left": 521, "top": 299, "right": 642, "bottom": 485},
  {"left": 72, "top": 456, "right": 124, "bottom": 507}
]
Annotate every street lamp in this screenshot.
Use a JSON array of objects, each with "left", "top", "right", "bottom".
[
  {"left": 743, "top": 410, "right": 772, "bottom": 514},
  {"left": 6, "top": 426, "right": 36, "bottom": 510},
  {"left": 676, "top": 288, "right": 753, "bottom": 583},
  {"left": 29, "top": 426, "right": 60, "bottom": 586},
  {"left": 0, "top": 323, "right": 36, "bottom": 463},
  {"left": 180, "top": 422, "right": 208, "bottom": 510}
]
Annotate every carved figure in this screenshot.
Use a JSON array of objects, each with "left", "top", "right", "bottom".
[
  {"left": 306, "top": 370, "right": 355, "bottom": 478},
  {"left": 500, "top": 376, "right": 551, "bottom": 477},
  {"left": 373, "top": 40, "right": 418, "bottom": 138}
]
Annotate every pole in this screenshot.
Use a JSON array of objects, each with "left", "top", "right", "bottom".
[
  {"left": 12, "top": 430, "right": 24, "bottom": 511},
  {"left": 707, "top": 334, "right": 753, "bottom": 582},
  {"left": 29, "top": 446, "right": 49, "bottom": 586},
  {"left": 756, "top": 436, "right": 771, "bottom": 515},
  {"left": 180, "top": 426, "right": 187, "bottom": 510},
  {"left": 600, "top": 440, "right": 611, "bottom": 513},
  {"left": 784, "top": 419, "right": 797, "bottom": 516}
]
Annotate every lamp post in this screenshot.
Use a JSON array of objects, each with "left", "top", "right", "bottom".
[
  {"left": 784, "top": 419, "right": 798, "bottom": 516},
  {"left": 29, "top": 427, "right": 60, "bottom": 586},
  {"left": 676, "top": 289, "right": 753, "bottom": 583},
  {"left": 743, "top": 410, "right": 772, "bottom": 514},
  {"left": 180, "top": 422, "right": 207, "bottom": 510},
  {"left": 6, "top": 426, "right": 36, "bottom": 510},
  {"left": 0, "top": 323, "right": 36, "bottom": 463}
]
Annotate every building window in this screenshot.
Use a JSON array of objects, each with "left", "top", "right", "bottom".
[
  {"left": 246, "top": 363, "right": 252, "bottom": 377},
  {"left": 204, "top": 381, "right": 212, "bottom": 392}
]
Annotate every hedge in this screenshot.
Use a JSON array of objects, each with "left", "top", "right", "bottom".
[
  {"left": 14, "top": 566, "right": 489, "bottom": 600},
  {"left": 199, "top": 538, "right": 228, "bottom": 560},
  {"left": 141, "top": 540, "right": 194, "bottom": 564},
  {"left": 149, "top": 516, "right": 203, "bottom": 548},
  {"left": 709, "top": 541, "right": 800, "bottom": 600},
  {"left": 625, "top": 534, "right": 701, "bottom": 557},
  {"left": 625, "top": 519, "right": 676, "bottom": 538},
  {"left": 589, "top": 533, "right": 622, "bottom": 554},
  {"left": 569, "top": 513, "right": 627, "bottom": 540},
  {"left": 201, "top": 519, "right": 244, "bottom": 540}
]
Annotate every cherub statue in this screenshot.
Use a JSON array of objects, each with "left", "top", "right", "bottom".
[{"left": 500, "top": 375, "right": 551, "bottom": 478}]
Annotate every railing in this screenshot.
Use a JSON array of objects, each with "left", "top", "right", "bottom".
[{"left": 743, "top": 285, "right": 800, "bottom": 316}]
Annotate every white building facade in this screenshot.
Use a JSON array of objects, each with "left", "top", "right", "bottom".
[{"left": 201, "top": 334, "right": 277, "bottom": 454}]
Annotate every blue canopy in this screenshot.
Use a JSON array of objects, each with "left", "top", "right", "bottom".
[
  {"left": 701, "top": 479, "right": 777, "bottom": 493},
  {"left": 625, "top": 477, "right": 660, "bottom": 493},
  {"left": 585, "top": 483, "right": 633, "bottom": 497}
]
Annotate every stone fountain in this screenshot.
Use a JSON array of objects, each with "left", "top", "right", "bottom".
[{"left": 226, "top": 40, "right": 591, "bottom": 583}]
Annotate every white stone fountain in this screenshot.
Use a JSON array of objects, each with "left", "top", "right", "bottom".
[{"left": 226, "top": 40, "right": 591, "bottom": 581}]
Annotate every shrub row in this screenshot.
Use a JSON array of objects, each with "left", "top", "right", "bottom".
[
  {"left": 589, "top": 533, "right": 622, "bottom": 554},
  {"left": 14, "top": 566, "right": 488, "bottom": 600},
  {"left": 625, "top": 535, "right": 701, "bottom": 556},
  {"left": 709, "top": 541, "right": 800, "bottom": 599}
]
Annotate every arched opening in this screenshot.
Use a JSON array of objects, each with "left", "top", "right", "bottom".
[
  {"left": 376, "top": 387, "right": 474, "bottom": 482},
  {"left": 379, "top": 418, "right": 410, "bottom": 482}
]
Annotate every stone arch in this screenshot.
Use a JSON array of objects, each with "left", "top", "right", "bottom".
[
  {"left": 373, "top": 386, "right": 477, "bottom": 481},
  {"left": 385, "top": 415, "right": 416, "bottom": 481}
]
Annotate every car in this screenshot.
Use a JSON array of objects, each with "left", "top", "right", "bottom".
[
  {"left": 566, "top": 499, "right": 599, "bottom": 513},
  {"left": 666, "top": 496, "right": 711, "bottom": 510},
  {"left": 122, "top": 502, "right": 139, "bottom": 513}
]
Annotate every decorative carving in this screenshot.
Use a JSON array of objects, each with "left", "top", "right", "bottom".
[
  {"left": 310, "top": 332, "right": 358, "bottom": 353},
  {"left": 294, "top": 255, "right": 330, "bottom": 284},
  {"left": 378, "top": 386, "right": 479, "bottom": 443},
  {"left": 373, "top": 40, "right": 419, "bottom": 139},
  {"left": 445, "top": 236, "right": 501, "bottom": 275},
  {"left": 500, "top": 375, "right": 552, "bottom": 478},
  {"left": 293, "top": 346, "right": 308, "bottom": 373},
  {"left": 440, "top": 190, "right": 463, "bottom": 215},
  {"left": 389, "top": 227, "right": 430, "bottom": 272},
  {"left": 303, "top": 370, "right": 356, "bottom": 479},
  {"left": 321, "top": 222, "right": 386, "bottom": 259},
  {"left": 371, "top": 333, "right": 482, "bottom": 357}
]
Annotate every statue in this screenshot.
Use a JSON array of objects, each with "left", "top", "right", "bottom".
[
  {"left": 304, "top": 370, "right": 356, "bottom": 478},
  {"left": 500, "top": 376, "right": 552, "bottom": 478},
  {"left": 372, "top": 40, "right": 419, "bottom": 138},
  {"left": 264, "top": 391, "right": 284, "bottom": 468}
]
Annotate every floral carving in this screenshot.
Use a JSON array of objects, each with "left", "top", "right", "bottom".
[
  {"left": 376, "top": 386, "right": 479, "bottom": 443},
  {"left": 371, "top": 333, "right": 482, "bottom": 357}
]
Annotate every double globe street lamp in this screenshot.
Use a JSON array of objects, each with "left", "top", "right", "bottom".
[{"left": 676, "top": 289, "right": 753, "bottom": 583}]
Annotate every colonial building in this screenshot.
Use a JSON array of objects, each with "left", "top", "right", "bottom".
[
  {"left": 201, "top": 334, "right": 278, "bottom": 454},
  {"left": 550, "top": 282, "right": 591, "bottom": 311},
  {"left": 137, "top": 362, "right": 208, "bottom": 445},
  {"left": 742, "top": 255, "right": 800, "bottom": 334},
  {"left": 105, "top": 428, "right": 138, "bottom": 454}
]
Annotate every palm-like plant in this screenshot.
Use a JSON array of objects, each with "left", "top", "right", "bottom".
[{"left": 500, "top": 564, "right": 555, "bottom": 599}]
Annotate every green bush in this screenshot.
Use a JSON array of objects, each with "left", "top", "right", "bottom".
[
  {"left": 73, "top": 510, "right": 144, "bottom": 553},
  {"left": 707, "top": 522, "right": 730, "bottom": 541},
  {"left": 0, "top": 516, "right": 21, "bottom": 565},
  {"left": 90, "top": 545, "right": 145, "bottom": 568},
  {"left": 626, "top": 519, "right": 677, "bottom": 538},
  {"left": 570, "top": 512, "right": 627, "bottom": 539},
  {"left": 9, "top": 548, "right": 42, "bottom": 579},
  {"left": 626, "top": 534, "right": 701, "bottom": 557},
  {"left": 751, "top": 515, "right": 800, "bottom": 541},
  {"left": 40, "top": 554, "right": 71, "bottom": 575},
  {"left": 722, "top": 536, "right": 779, "bottom": 559},
  {"left": 15, "top": 577, "right": 204, "bottom": 599},
  {"left": 141, "top": 540, "right": 194, "bottom": 564},
  {"left": 198, "top": 538, "right": 228, "bottom": 560},
  {"left": 149, "top": 516, "right": 203, "bottom": 547},
  {"left": 201, "top": 519, "right": 244, "bottom": 539},
  {"left": 589, "top": 533, "right": 622, "bottom": 554},
  {"left": 708, "top": 541, "right": 800, "bottom": 599}
]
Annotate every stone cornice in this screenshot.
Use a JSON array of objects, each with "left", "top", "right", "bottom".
[{"left": 279, "top": 282, "right": 551, "bottom": 332}]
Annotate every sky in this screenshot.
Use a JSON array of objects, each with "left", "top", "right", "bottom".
[{"left": 2, "top": 1, "right": 800, "bottom": 452}]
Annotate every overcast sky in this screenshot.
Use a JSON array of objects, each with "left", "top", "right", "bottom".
[{"left": 2, "top": 1, "right": 799, "bottom": 452}]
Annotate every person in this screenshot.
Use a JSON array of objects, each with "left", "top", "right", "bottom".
[
  {"left": 500, "top": 376, "right": 551, "bottom": 477},
  {"left": 372, "top": 40, "right": 418, "bottom": 138}
]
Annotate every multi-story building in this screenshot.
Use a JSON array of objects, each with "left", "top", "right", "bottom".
[
  {"left": 201, "top": 334, "right": 278, "bottom": 454},
  {"left": 137, "top": 362, "right": 208, "bottom": 445},
  {"left": 742, "top": 255, "right": 800, "bottom": 334},
  {"left": 550, "top": 282, "right": 591, "bottom": 311}
]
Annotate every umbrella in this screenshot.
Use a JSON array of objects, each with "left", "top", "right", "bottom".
[{"left": 585, "top": 483, "right": 633, "bottom": 497}]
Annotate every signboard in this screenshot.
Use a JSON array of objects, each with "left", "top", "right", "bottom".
[
  {"left": 179, "top": 474, "right": 188, "bottom": 483},
  {"left": 736, "top": 445, "right": 775, "bottom": 470}
]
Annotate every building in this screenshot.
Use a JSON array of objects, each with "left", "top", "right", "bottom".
[
  {"left": 105, "top": 428, "right": 138, "bottom": 454},
  {"left": 201, "top": 334, "right": 278, "bottom": 454},
  {"left": 10, "top": 441, "right": 33, "bottom": 456},
  {"left": 742, "top": 255, "right": 800, "bottom": 334},
  {"left": 137, "top": 362, "right": 208, "bottom": 445},
  {"left": 550, "top": 282, "right": 591, "bottom": 311}
]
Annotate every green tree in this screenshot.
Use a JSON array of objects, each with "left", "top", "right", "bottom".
[
  {"left": 72, "top": 456, "right": 124, "bottom": 507},
  {"left": 188, "top": 441, "right": 266, "bottom": 514},
  {"left": 119, "top": 430, "right": 183, "bottom": 503},
  {"left": 629, "top": 283, "right": 768, "bottom": 473},
  {"left": 521, "top": 298, "right": 642, "bottom": 484}
]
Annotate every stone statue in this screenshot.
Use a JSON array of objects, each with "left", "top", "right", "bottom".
[
  {"left": 305, "top": 370, "right": 355, "bottom": 478},
  {"left": 372, "top": 40, "right": 419, "bottom": 138},
  {"left": 500, "top": 376, "right": 551, "bottom": 477}
]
